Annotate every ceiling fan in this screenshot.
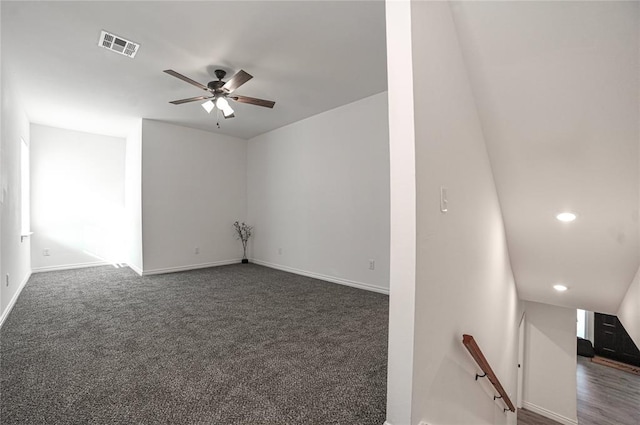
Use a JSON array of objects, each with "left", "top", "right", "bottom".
[{"left": 163, "top": 68, "right": 275, "bottom": 122}]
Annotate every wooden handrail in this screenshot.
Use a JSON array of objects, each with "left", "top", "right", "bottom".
[{"left": 462, "top": 334, "right": 516, "bottom": 412}]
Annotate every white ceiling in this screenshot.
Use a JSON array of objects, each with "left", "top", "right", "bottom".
[
  {"left": 452, "top": 1, "right": 639, "bottom": 313},
  {"left": 3, "top": 1, "right": 639, "bottom": 314},
  {"left": 1, "top": 1, "right": 387, "bottom": 139}
]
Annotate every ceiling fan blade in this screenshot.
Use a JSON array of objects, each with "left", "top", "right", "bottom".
[
  {"left": 164, "top": 70, "right": 209, "bottom": 91},
  {"left": 231, "top": 95, "right": 275, "bottom": 108},
  {"left": 223, "top": 70, "right": 253, "bottom": 93},
  {"left": 223, "top": 112, "right": 235, "bottom": 119},
  {"left": 169, "top": 96, "right": 212, "bottom": 105}
]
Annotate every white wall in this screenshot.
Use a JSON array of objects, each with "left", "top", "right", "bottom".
[
  {"left": 0, "top": 72, "right": 32, "bottom": 324},
  {"left": 247, "top": 92, "right": 390, "bottom": 293},
  {"left": 30, "top": 124, "right": 126, "bottom": 271},
  {"left": 384, "top": 0, "right": 417, "bottom": 423},
  {"left": 622, "top": 114, "right": 640, "bottom": 347},
  {"left": 125, "top": 120, "right": 143, "bottom": 274},
  {"left": 617, "top": 266, "right": 640, "bottom": 348},
  {"left": 385, "top": 2, "right": 520, "bottom": 424},
  {"left": 1, "top": 0, "right": 3, "bottom": 315},
  {"left": 523, "top": 301, "right": 577, "bottom": 425},
  {"left": 586, "top": 310, "right": 595, "bottom": 343},
  {"left": 140, "top": 120, "right": 247, "bottom": 274}
]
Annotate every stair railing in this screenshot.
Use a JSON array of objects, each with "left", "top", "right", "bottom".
[{"left": 462, "top": 334, "right": 516, "bottom": 413}]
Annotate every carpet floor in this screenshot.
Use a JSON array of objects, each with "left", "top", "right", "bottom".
[{"left": 0, "top": 264, "right": 388, "bottom": 424}]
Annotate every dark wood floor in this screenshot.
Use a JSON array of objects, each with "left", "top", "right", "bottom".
[
  {"left": 517, "top": 408, "right": 562, "bottom": 425},
  {"left": 518, "top": 356, "right": 640, "bottom": 425},
  {"left": 576, "top": 356, "right": 640, "bottom": 425}
]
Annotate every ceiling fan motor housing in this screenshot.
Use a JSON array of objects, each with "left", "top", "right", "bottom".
[{"left": 207, "top": 80, "right": 226, "bottom": 92}]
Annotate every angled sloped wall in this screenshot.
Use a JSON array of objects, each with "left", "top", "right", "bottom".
[{"left": 385, "top": 1, "right": 520, "bottom": 424}]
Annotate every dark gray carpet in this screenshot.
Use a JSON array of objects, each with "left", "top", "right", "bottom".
[{"left": 0, "top": 264, "right": 388, "bottom": 424}]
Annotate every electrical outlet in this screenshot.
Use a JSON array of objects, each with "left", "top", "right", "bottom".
[
  {"left": 5, "top": 274, "right": 9, "bottom": 287},
  {"left": 194, "top": 247, "right": 200, "bottom": 255},
  {"left": 368, "top": 259, "right": 375, "bottom": 270},
  {"left": 278, "top": 248, "right": 282, "bottom": 255},
  {"left": 43, "top": 248, "right": 50, "bottom": 256}
]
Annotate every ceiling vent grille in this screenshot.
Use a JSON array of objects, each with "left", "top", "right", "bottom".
[{"left": 98, "top": 30, "right": 139, "bottom": 58}]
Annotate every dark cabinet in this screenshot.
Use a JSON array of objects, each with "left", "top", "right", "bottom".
[{"left": 594, "top": 313, "right": 640, "bottom": 367}]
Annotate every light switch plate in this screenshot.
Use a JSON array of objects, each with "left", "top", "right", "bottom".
[{"left": 440, "top": 186, "right": 448, "bottom": 213}]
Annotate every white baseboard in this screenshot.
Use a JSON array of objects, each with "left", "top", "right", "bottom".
[
  {"left": 128, "top": 263, "right": 143, "bottom": 276},
  {"left": 522, "top": 401, "right": 577, "bottom": 425},
  {"left": 251, "top": 259, "right": 389, "bottom": 295},
  {"left": 141, "top": 259, "right": 242, "bottom": 276},
  {"left": 31, "top": 261, "right": 109, "bottom": 273},
  {"left": 0, "top": 270, "right": 32, "bottom": 329}
]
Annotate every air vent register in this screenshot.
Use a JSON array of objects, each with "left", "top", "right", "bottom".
[{"left": 98, "top": 30, "right": 139, "bottom": 58}]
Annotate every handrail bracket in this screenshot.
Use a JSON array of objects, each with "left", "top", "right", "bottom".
[{"left": 462, "top": 334, "right": 516, "bottom": 413}]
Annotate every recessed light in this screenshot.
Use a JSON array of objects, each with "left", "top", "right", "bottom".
[
  {"left": 556, "top": 212, "right": 577, "bottom": 222},
  {"left": 553, "top": 284, "right": 568, "bottom": 292}
]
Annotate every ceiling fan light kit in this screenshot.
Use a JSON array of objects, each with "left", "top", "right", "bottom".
[
  {"left": 164, "top": 68, "right": 275, "bottom": 127},
  {"left": 215, "top": 97, "right": 235, "bottom": 117},
  {"left": 201, "top": 100, "right": 215, "bottom": 114}
]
